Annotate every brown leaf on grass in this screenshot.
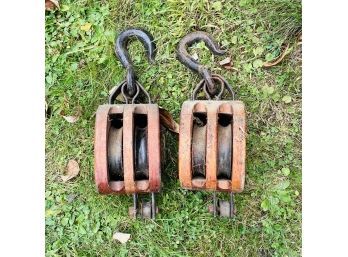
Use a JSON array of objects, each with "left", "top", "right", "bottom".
[
  {"left": 113, "top": 232, "right": 131, "bottom": 244},
  {"left": 219, "top": 56, "right": 233, "bottom": 70},
  {"left": 45, "top": 0, "right": 59, "bottom": 11},
  {"left": 61, "top": 160, "right": 80, "bottom": 182},
  {"left": 219, "top": 57, "right": 232, "bottom": 66},
  {"left": 159, "top": 107, "right": 179, "bottom": 134},
  {"left": 63, "top": 115, "right": 79, "bottom": 123},
  {"left": 263, "top": 43, "right": 290, "bottom": 68},
  {"left": 62, "top": 108, "right": 81, "bottom": 123}
]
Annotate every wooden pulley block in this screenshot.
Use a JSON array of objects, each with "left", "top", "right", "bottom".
[
  {"left": 94, "top": 28, "right": 163, "bottom": 219},
  {"left": 179, "top": 100, "right": 246, "bottom": 193},
  {"left": 94, "top": 104, "right": 161, "bottom": 195},
  {"left": 176, "top": 31, "right": 247, "bottom": 218}
]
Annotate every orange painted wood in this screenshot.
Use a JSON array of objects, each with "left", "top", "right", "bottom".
[
  {"left": 231, "top": 101, "right": 246, "bottom": 192},
  {"left": 205, "top": 103, "right": 218, "bottom": 190},
  {"left": 123, "top": 105, "right": 136, "bottom": 192},
  {"left": 94, "top": 105, "right": 113, "bottom": 194},
  {"left": 178, "top": 100, "right": 246, "bottom": 193},
  {"left": 146, "top": 105, "right": 161, "bottom": 192},
  {"left": 94, "top": 104, "right": 161, "bottom": 194},
  {"left": 178, "top": 101, "right": 194, "bottom": 188}
]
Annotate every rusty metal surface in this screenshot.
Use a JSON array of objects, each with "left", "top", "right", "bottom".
[
  {"left": 115, "top": 29, "right": 156, "bottom": 97},
  {"left": 177, "top": 32, "right": 235, "bottom": 101},
  {"left": 217, "top": 115, "right": 232, "bottom": 180},
  {"left": 176, "top": 31, "right": 226, "bottom": 96},
  {"left": 128, "top": 192, "right": 158, "bottom": 219},
  {"left": 208, "top": 192, "right": 235, "bottom": 218},
  {"left": 109, "top": 80, "right": 152, "bottom": 105},
  {"left": 134, "top": 121, "right": 148, "bottom": 180},
  {"left": 192, "top": 74, "right": 235, "bottom": 101},
  {"left": 192, "top": 113, "right": 207, "bottom": 178},
  {"left": 94, "top": 104, "right": 161, "bottom": 194},
  {"left": 107, "top": 123, "right": 123, "bottom": 181},
  {"left": 179, "top": 100, "right": 246, "bottom": 193}
]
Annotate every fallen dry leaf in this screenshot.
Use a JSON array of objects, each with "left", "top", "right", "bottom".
[
  {"left": 80, "top": 23, "right": 92, "bottom": 32},
  {"left": 113, "top": 232, "right": 131, "bottom": 244},
  {"left": 159, "top": 107, "right": 179, "bottom": 134},
  {"left": 219, "top": 56, "right": 233, "bottom": 70},
  {"left": 61, "top": 160, "right": 80, "bottom": 182},
  {"left": 263, "top": 43, "right": 290, "bottom": 68},
  {"left": 219, "top": 57, "right": 232, "bottom": 66},
  {"left": 62, "top": 108, "right": 81, "bottom": 123},
  {"left": 63, "top": 115, "right": 79, "bottom": 123},
  {"left": 45, "top": 0, "right": 59, "bottom": 11}
]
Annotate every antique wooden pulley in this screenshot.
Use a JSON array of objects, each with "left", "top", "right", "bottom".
[
  {"left": 94, "top": 29, "right": 161, "bottom": 219},
  {"left": 177, "top": 31, "right": 246, "bottom": 218}
]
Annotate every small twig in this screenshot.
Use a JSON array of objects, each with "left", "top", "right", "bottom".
[{"left": 263, "top": 43, "right": 290, "bottom": 68}]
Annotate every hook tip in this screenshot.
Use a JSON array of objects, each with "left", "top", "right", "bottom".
[{"left": 115, "top": 28, "right": 157, "bottom": 68}]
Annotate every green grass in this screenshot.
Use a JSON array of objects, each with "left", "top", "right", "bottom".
[{"left": 45, "top": 0, "right": 302, "bottom": 256}]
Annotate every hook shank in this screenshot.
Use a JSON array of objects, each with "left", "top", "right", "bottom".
[
  {"left": 115, "top": 28, "right": 156, "bottom": 97},
  {"left": 177, "top": 31, "right": 226, "bottom": 95}
]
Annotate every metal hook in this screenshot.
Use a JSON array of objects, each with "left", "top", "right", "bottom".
[
  {"left": 115, "top": 28, "right": 156, "bottom": 97},
  {"left": 177, "top": 31, "right": 226, "bottom": 96}
]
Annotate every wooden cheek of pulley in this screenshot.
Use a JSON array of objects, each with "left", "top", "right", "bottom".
[
  {"left": 178, "top": 100, "right": 246, "bottom": 217},
  {"left": 94, "top": 104, "right": 161, "bottom": 195}
]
